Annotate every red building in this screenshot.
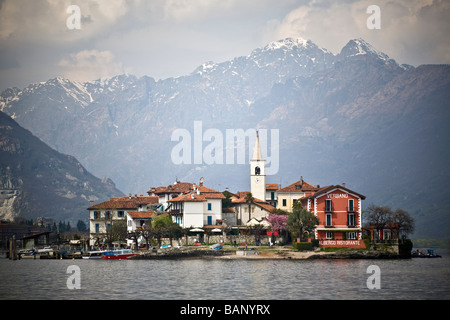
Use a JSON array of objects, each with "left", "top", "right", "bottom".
[{"left": 301, "top": 184, "right": 366, "bottom": 249}]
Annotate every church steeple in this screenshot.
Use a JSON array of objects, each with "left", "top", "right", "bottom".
[
  {"left": 250, "top": 130, "right": 266, "bottom": 201},
  {"left": 252, "top": 130, "right": 263, "bottom": 161}
]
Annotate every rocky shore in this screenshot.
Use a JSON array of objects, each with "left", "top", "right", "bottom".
[{"left": 129, "top": 247, "right": 408, "bottom": 260}]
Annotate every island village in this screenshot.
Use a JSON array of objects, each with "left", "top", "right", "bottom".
[{"left": 4, "top": 131, "right": 415, "bottom": 260}]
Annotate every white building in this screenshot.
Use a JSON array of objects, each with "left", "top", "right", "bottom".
[
  {"left": 168, "top": 184, "right": 225, "bottom": 228},
  {"left": 87, "top": 195, "right": 159, "bottom": 247}
]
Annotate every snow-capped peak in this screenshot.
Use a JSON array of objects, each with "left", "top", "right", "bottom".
[
  {"left": 340, "top": 38, "right": 390, "bottom": 61},
  {"left": 263, "top": 37, "right": 310, "bottom": 51}
]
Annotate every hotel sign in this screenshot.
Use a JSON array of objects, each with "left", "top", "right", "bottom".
[
  {"left": 327, "top": 193, "right": 348, "bottom": 198},
  {"left": 319, "top": 240, "right": 365, "bottom": 248}
]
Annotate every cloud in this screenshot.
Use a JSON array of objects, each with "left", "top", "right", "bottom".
[
  {"left": 0, "top": 0, "right": 448, "bottom": 91},
  {"left": 58, "top": 49, "right": 129, "bottom": 82},
  {"left": 262, "top": 0, "right": 450, "bottom": 65}
]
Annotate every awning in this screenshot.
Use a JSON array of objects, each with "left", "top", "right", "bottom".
[
  {"left": 211, "top": 228, "right": 222, "bottom": 232},
  {"left": 190, "top": 228, "right": 204, "bottom": 232}
]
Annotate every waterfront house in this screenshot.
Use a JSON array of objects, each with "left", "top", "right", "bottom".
[
  {"left": 168, "top": 184, "right": 225, "bottom": 228},
  {"left": 300, "top": 184, "right": 366, "bottom": 248},
  {"left": 87, "top": 195, "right": 159, "bottom": 247},
  {"left": 147, "top": 181, "right": 194, "bottom": 211}
]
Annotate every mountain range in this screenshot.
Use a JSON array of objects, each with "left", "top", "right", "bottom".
[
  {"left": 0, "top": 110, "right": 123, "bottom": 223},
  {"left": 1, "top": 37, "right": 449, "bottom": 240}
]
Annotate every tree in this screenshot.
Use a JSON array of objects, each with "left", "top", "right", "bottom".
[
  {"left": 244, "top": 192, "right": 255, "bottom": 222},
  {"left": 364, "top": 204, "right": 392, "bottom": 236},
  {"left": 267, "top": 213, "right": 289, "bottom": 244},
  {"left": 363, "top": 204, "right": 415, "bottom": 240},
  {"left": 76, "top": 220, "right": 87, "bottom": 232},
  {"left": 288, "top": 202, "right": 319, "bottom": 241},
  {"left": 222, "top": 190, "right": 233, "bottom": 208},
  {"left": 152, "top": 215, "right": 181, "bottom": 247},
  {"left": 248, "top": 223, "right": 265, "bottom": 245},
  {"left": 392, "top": 208, "right": 415, "bottom": 238}
]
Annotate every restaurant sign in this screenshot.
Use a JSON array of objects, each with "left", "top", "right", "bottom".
[{"left": 319, "top": 240, "right": 366, "bottom": 248}]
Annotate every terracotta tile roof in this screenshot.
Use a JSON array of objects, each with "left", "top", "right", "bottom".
[
  {"left": 265, "top": 183, "right": 279, "bottom": 190},
  {"left": 88, "top": 196, "right": 159, "bottom": 210},
  {"left": 278, "top": 178, "right": 320, "bottom": 193},
  {"left": 231, "top": 194, "right": 275, "bottom": 213},
  {"left": 168, "top": 186, "right": 225, "bottom": 203},
  {"left": 148, "top": 182, "right": 194, "bottom": 195},
  {"left": 127, "top": 211, "right": 157, "bottom": 219},
  {"left": 303, "top": 185, "right": 366, "bottom": 200}
]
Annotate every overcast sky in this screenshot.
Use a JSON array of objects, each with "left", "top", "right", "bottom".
[{"left": 0, "top": 0, "right": 449, "bottom": 91}]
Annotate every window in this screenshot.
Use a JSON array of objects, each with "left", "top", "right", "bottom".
[
  {"left": 326, "top": 232, "right": 333, "bottom": 239},
  {"left": 348, "top": 214, "right": 355, "bottom": 227},
  {"left": 105, "top": 211, "right": 111, "bottom": 219},
  {"left": 118, "top": 211, "right": 124, "bottom": 217},
  {"left": 94, "top": 211, "right": 99, "bottom": 219},
  {"left": 271, "top": 192, "right": 275, "bottom": 200},
  {"left": 208, "top": 203, "right": 212, "bottom": 211},
  {"left": 326, "top": 213, "right": 332, "bottom": 226},
  {"left": 325, "top": 199, "right": 332, "bottom": 212},
  {"left": 255, "top": 166, "right": 260, "bottom": 175},
  {"left": 282, "top": 199, "right": 287, "bottom": 207},
  {"left": 348, "top": 199, "right": 354, "bottom": 212},
  {"left": 95, "top": 224, "right": 99, "bottom": 233},
  {"left": 347, "top": 232, "right": 357, "bottom": 240}
]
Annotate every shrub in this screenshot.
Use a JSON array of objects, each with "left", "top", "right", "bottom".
[{"left": 293, "top": 242, "right": 313, "bottom": 251}]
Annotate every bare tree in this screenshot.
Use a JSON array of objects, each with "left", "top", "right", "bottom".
[{"left": 392, "top": 208, "right": 415, "bottom": 238}]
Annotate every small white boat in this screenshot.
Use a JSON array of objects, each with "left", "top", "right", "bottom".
[
  {"left": 82, "top": 250, "right": 107, "bottom": 259},
  {"left": 101, "top": 249, "right": 136, "bottom": 260}
]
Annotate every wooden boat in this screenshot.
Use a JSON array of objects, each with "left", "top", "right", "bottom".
[{"left": 101, "top": 249, "right": 136, "bottom": 260}]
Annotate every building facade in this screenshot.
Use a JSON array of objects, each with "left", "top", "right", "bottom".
[
  {"left": 277, "top": 177, "right": 322, "bottom": 212},
  {"left": 301, "top": 184, "right": 366, "bottom": 248},
  {"left": 87, "top": 195, "right": 159, "bottom": 247},
  {"left": 168, "top": 184, "right": 225, "bottom": 228}
]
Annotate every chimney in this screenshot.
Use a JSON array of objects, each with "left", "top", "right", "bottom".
[
  {"left": 197, "top": 188, "right": 200, "bottom": 195},
  {"left": 342, "top": 183, "right": 346, "bottom": 188},
  {"left": 129, "top": 193, "right": 132, "bottom": 199},
  {"left": 300, "top": 176, "right": 303, "bottom": 185},
  {"left": 199, "top": 177, "right": 204, "bottom": 187},
  {"left": 191, "top": 193, "right": 194, "bottom": 199}
]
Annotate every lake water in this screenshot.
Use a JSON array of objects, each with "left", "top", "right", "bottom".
[{"left": 1, "top": 249, "right": 449, "bottom": 301}]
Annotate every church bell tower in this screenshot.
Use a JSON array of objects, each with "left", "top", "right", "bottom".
[{"left": 250, "top": 130, "right": 266, "bottom": 201}]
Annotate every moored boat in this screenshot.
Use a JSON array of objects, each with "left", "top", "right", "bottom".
[
  {"left": 411, "top": 249, "right": 442, "bottom": 258},
  {"left": 101, "top": 249, "right": 136, "bottom": 260},
  {"left": 82, "top": 250, "right": 107, "bottom": 259}
]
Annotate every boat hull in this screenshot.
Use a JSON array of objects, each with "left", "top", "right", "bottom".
[{"left": 101, "top": 253, "right": 136, "bottom": 260}]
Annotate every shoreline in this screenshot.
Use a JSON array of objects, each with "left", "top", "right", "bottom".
[{"left": 130, "top": 247, "right": 407, "bottom": 260}]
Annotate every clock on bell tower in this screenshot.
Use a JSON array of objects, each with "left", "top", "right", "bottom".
[{"left": 250, "top": 130, "right": 266, "bottom": 201}]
